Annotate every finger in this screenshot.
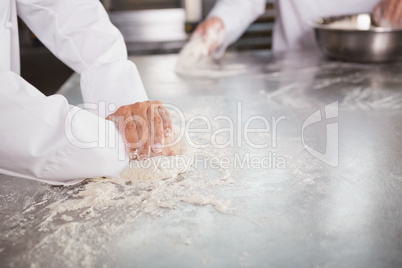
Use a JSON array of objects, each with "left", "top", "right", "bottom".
[
  {"left": 106, "top": 114, "right": 118, "bottom": 126},
  {"left": 107, "top": 111, "right": 139, "bottom": 160},
  {"left": 372, "top": 3, "right": 382, "bottom": 25},
  {"left": 148, "top": 103, "right": 164, "bottom": 154},
  {"left": 123, "top": 116, "right": 140, "bottom": 160},
  {"left": 108, "top": 112, "right": 138, "bottom": 146},
  {"left": 383, "top": 0, "right": 397, "bottom": 25},
  {"left": 134, "top": 111, "right": 151, "bottom": 160},
  {"left": 105, "top": 115, "right": 113, "bottom": 121},
  {"left": 387, "top": 0, "right": 400, "bottom": 26},
  {"left": 158, "top": 107, "right": 173, "bottom": 137},
  {"left": 393, "top": 0, "right": 402, "bottom": 27},
  {"left": 161, "top": 131, "right": 182, "bottom": 156}
]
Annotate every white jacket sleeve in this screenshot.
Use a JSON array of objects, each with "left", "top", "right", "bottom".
[
  {"left": 0, "top": 71, "right": 128, "bottom": 185},
  {"left": 16, "top": 0, "right": 148, "bottom": 116},
  {"left": 207, "top": 0, "right": 266, "bottom": 57}
]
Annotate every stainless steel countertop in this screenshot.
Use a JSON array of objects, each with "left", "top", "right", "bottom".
[{"left": 1, "top": 50, "right": 402, "bottom": 267}]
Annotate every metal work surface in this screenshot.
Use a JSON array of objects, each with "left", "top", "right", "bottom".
[{"left": 1, "top": 50, "right": 402, "bottom": 267}]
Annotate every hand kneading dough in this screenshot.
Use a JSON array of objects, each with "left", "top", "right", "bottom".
[{"left": 120, "top": 142, "right": 195, "bottom": 181}]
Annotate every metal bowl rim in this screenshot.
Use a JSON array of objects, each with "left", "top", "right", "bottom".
[{"left": 309, "top": 13, "right": 402, "bottom": 33}]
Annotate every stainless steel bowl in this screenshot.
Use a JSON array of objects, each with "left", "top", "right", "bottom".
[{"left": 311, "top": 14, "right": 402, "bottom": 62}]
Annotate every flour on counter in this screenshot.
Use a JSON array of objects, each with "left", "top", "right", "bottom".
[
  {"left": 26, "top": 166, "right": 235, "bottom": 267},
  {"left": 340, "top": 86, "right": 402, "bottom": 111},
  {"left": 3, "top": 118, "right": 237, "bottom": 267}
]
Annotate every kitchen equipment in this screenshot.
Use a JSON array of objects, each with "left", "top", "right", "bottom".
[{"left": 311, "top": 13, "right": 402, "bottom": 62}]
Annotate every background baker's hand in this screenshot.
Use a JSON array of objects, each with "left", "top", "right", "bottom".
[
  {"left": 373, "top": 0, "right": 402, "bottom": 28},
  {"left": 106, "top": 101, "right": 180, "bottom": 160},
  {"left": 192, "top": 17, "right": 225, "bottom": 55}
]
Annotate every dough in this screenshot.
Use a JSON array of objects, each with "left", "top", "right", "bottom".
[
  {"left": 175, "top": 37, "right": 247, "bottom": 78},
  {"left": 120, "top": 141, "right": 195, "bottom": 180}
]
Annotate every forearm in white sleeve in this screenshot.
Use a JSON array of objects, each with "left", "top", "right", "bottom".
[
  {"left": 208, "top": 0, "right": 266, "bottom": 55},
  {"left": 0, "top": 71, "right": 128, "bottom": 185},
  {"left": 16, "top": 0, "right": 148, "bottom": 116}
]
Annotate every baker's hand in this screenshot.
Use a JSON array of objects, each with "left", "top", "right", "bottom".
[
  {"left": 106, "top": 101, "right": 181, "bottom": 160},
  {"left": 373, "top": 0, "right": 402, "bottom": 28},
  {"left": 192, "top": 17, "right": 225, "bottom": 55},
  {"left": 154, "top": 129, "right": 182, "bottom": 157}
]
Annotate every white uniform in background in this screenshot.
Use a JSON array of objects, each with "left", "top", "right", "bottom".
[
  {"left": 207, "top": 0, "right": 381, "bottom": 53},
  {"left": 0, "top": 0, "right": 148, "bottom": 185}
]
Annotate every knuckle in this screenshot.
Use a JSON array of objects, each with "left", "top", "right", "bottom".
[
  {"left": 132, "top": 102, "right": 142, "bottom": 111},
  {"left": 117, "top": 105, "right": 129, "bottom": 114}
]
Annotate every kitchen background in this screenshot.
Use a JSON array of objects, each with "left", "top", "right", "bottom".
[{"left": 19, "top": 0, "right": 274, "bottom": 96}]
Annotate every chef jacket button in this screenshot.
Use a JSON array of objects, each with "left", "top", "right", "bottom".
[{"left": 5, "top": 21, "right": 12, "bottom": 29}]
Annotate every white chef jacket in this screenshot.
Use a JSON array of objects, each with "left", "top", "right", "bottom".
[
  {"left": 0, "top": 0, "right": 148, "bottom": 185},
  {"left": 208, "top": 0, "right": 380, "bottom": 53}
]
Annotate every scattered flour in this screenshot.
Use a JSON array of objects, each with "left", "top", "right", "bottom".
[
  {"left": 340, "top": 86, "right": 402, "bottom": 111},
  {"left": 25, "top": 166, "right": 235, "bottom": 267},
  {"left": 1, "top": 120, "right": 237, "bottom": 267},
  {"left": 60, "top": 214, "right": 73, "bottom": 222}
]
